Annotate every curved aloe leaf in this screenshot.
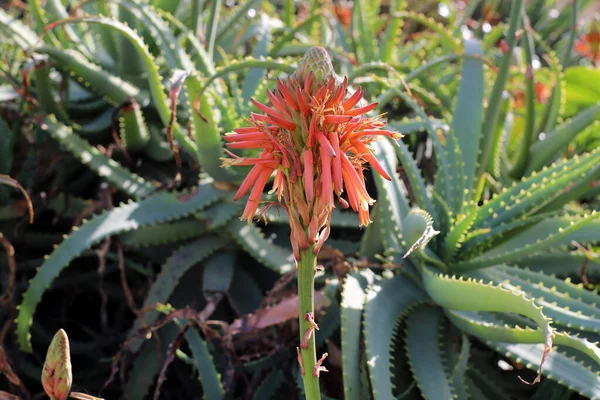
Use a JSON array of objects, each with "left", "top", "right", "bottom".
[
  {"left": 405, "top": 306, "right": 458, "bottom": 400},
  {"left": 421, "top": 266, "right": 553, "bottom": 383},
  {"left": 363, "top": 274, "right": 429, "bottom": 400},
  {"left": 451, "top": 39, "right": 483, "bottom": 206},
  {"left": 43, "top": 117, "right": 155, "bottom": 199},
  {"left": 341, "top": 270, "right": 374, "bottom": 400},
  {"left": 17, "top": 185, "right": 223, "bottom": 351}
]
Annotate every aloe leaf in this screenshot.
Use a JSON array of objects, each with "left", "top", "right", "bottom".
[
  {"left": 341, "top": 270, "right": 374, "bottom": 400},
  {"left": 16, "top": 185, "right": 223, "bottom": 351},
  {"left": 443, "top": 332, "right": 470, "bottom": 399},
  {"left": 119, "top": 100, "right": 151, "bottom": 151},
  {"left": 120, "top": 219, "right": 207, "bottom": 248},
  {"left": 227, "top": 268, "right": 262, "bottom": 317},
  {"left": 351, "top": 0, "right": 378, "bottom": 63},
  {"left": 509, "top": 26, "right": 537, "bottom": 180},
  {"left": 32, "top": 62, "right": 71, "bottom": 124},
  {"left": 185, "top": 327, "right": 225, "bottom": 400},
  {"left": 201, "top": 57, "right": 295, "bottom": 91},
  {"left": 458, "top": 212, "right": 555, "bottom": 259},
  {"left": 117, "top": 0, "right": 193, "bottom": 70},
  {"left": 203, "top": 251, "right": 235, "bottom": 294},
  {"left": 421, "top": 266, "right": 553, "bottom": 383},
  {"left": 227, "top": 220, "right": 294, "bottom": 274},
  {"left": 405, "top": 306, "right": 458, "bottom": 400},
  {"left": 126, "top": 323, "right": 179, "bottom": 400},
  {"left": 127, "top": 236, "right": 227, "bottom": 352},
  {"left": 527, "top": 103, "right": 600, "bottom": 174},
  {"left": 451, "top": 39, "right": 484, "bottom": 204},
  {"left": 41, "top": 16, "right": 198, "bottom": 157},
  {"left": 380, "top": 0, "right": 406, "bottom": 62},
  {"left": 0, "top": 9, "right": 38, "bottom": 48},
  {"left": 472, "top": 148, "right": 600, "bottom": 230},
  {"left": 456, "top": 213, "right": 600, "bottom": 271},
  {"left": 42, "top": 117, "right": 155, "bottom": 199},
  {"left": 393, "top": 139, "right": 437, "bottom": 225},
  {"left": 184, "top": 74, "right": 243, "bottom": 182},
  {"left": 363, "top": 274, "right": 429, "bottom": 400},
  {"left": 252, "top": 370, "right": 285, "bottom": 400},
  {"left": 216, "top": 0, "right": 262, "bottom": 43},
  {"left": 383, "top": 87, "right": 451, "bottom": 208},
  {"left": 515, "top": 252, "right": 600, "bottom": 279},
  {"left": 442, "top": 209, "right": 478, "bottom": 263},
  {"left": 371, "top": 139, "right": 410, "bottom": 259},
  {"left": 35, "top": 47, "right": 148, "bottom": 106},
  {"left": 448, "top": 310, "right": 600, "bottom": 366},
  {"left": 402, "top": 209, "right": 440, "bottom": 261},
  {"left": 158, "top": 9, "right": 216, "bottom": 77},
  {"left": 475, "top": 266, "right": 600, "bottom": 334},
  {"left": 490, "top": 340, "right": 600, "bottom": 398},
  {"left": 389, "top": 12, "right": 461, "bottom": 52},
  {"left": 359, "top": 204, "right": 384, "bottom": 259},
  {"left": 117, "top": 5, "right": 145, "bottom": 76},
  {"left": 269, "top": 12, "right": 323, "bottom": 57},
  {"left": 478, "top": 0, "right": 523, "bottom": 178},
  {"left": 241, "top": 14, "right": 272, "bottom": 103}
]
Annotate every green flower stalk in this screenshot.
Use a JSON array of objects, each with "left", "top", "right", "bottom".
[{"left": 223, "top": 47, "right": 401, "bottom": 398}]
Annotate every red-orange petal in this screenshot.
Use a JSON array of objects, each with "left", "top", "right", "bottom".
[
  {"left": 349, "top": 129, "right": 400, "bottom": 140},
  {"left": 296, "top": 86, "right": 310, "bottom": 116},
  {"left": 251, "top": 98, "right": 289, "bottom": 120},
  {"left": 251, "top": 112, "right": 296, "bottom": 130},
  {"left": 240, "top": 167, "right": 274, "bottom": 220},
  {"left": 342, "top": 87, "right": 363, "bottom": 110},
  {"left": 327, "top": 77, "right": 347, "bottom": 108},
  {"left": 277, "top": 78, "right": 299, "bottom": 111},
  {"left": 316, "top": 131, "right": 336, "bottom": 158},
  {"left": 328, "top": 130, "right": 343, "bottom": 194},
  {"left": 233, "top": 127, "right": 262, "bottom": 134},
  {"left": 319, "top": 144, "right": 334, "bottom": 209},
  {"left": 351, "top": 140, "right": 392, "bottom": 180},
  {"left": 303, "top": 150, "right": 314, "bottom": 202},
  {"left": 234, "top": 165, "right": 265, "bottom": 201},
  {"left": 344, "top": 102, "right": 378, "bottom": 116},
  {"left": 266, "top": 90, "right": 292, "bottom": 118},
  {"left": 224, "top": 132, "right": 268, "bottom": 142},
  {"left": 324, "top": 114, "right": 352, "bottom": 124},
  {"left": 227, "top": 140, "right": 268, "bottom": 149}
]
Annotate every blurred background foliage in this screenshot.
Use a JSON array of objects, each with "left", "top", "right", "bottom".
[{"left": 1, "top": 0, "right": 600, "bottom": 399}]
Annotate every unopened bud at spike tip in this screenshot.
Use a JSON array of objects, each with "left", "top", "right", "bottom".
[{"left": 294, "top": 46, "right": 335, "bottom": 84}]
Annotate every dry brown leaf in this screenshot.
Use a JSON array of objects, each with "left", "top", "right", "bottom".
[{"left": 228, "top": 291, "right": 330, "bottom": 335}]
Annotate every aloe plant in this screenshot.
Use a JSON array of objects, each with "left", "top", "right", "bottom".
[{"left": 340, "top": 6, "right": 600, "bottom": 399}]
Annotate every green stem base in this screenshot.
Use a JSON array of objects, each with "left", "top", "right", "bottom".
[{"left": 298, "top": 247, "right": 322, "bottom": 400}]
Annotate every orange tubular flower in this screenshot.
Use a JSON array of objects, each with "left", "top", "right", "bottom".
[
  {"left": 575, "top": 26, "right": 600, "bottom": 66},
  {"left": 222, "top": 47, "right": 402, "bottom": 261}
]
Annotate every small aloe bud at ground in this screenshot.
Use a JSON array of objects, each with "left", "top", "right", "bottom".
[
  {"left": 42, "top": 329, "right": 72, "bottom": 400},
  {"left": 402, "top": 208, "right": 439, "bottom": 258}
]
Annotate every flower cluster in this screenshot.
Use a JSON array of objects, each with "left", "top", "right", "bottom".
[{"left": 222, "top": 47, "right": 401, "bottom": 260}]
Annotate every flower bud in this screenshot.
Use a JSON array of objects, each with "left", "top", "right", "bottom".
[{"left": 42, "top": 329, "right": 72, "bottom": 400}]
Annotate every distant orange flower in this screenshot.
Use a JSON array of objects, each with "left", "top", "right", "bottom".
[
  {"left": 513, "top": 82, "right": 549, "bottom": 108},
  {"left": 222, "top": 47, "right": 401, "bottom": 260},
  {"left": 575, "top": 26, "right": 600, "bottom": 65},
  {"left": 334, "top": 1, "right": 352, "bottom": 26}
]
